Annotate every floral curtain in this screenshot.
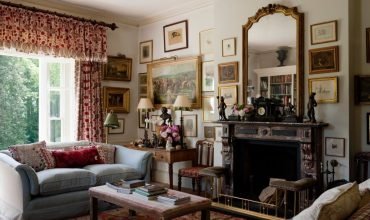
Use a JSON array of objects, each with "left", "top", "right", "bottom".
[
  {"left": 0, "top": 5, "right": 107, "bottom": 62},
  {"left": 75, "top": 61, "right": 104, "bottom": 142}
]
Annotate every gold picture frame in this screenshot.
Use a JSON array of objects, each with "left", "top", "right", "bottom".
[
  {"left": 202, "top": 96, "right": 216, "bottom": 122},
  {"left": 309, "top": 46, "right": 339, "bottom": 74},
  {"left": 163, "top": 20, "right": 188, "bottom": 52},
  {"left": 147, "top": 56, "right": 201, "bottom": 109},
  {"left": 103, "top": 87, "right": 130, "bottom": 113},
  {"left": 218, "top": 85, "right": 238, "bottom": 106},
  {"left": 139, "top": 40, "right": 153, "bottom": 64},
  {"left": 218, "top": 61, "right": 238, "bottom": 84},
  {"left": 310, "top": 20, "right": 338, "bottom": 45},
  {"left": 103, "top": 56, "right": 132, "bottom": 81},
  {"left": 308, "top": 77, "right": 338, "bottom": 103}
]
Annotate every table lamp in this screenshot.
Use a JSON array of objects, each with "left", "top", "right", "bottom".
[
  {"left": 104, "top": 110, "right": 119, "bottom": 144},
  {"left": 137, "top": 98, "right": 154, "bottom": 147},
  {"left": 173, "top": 95, "right": 192, "bottom": 149}
]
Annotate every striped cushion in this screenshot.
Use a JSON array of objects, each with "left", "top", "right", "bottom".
[{"left": 179, "top": 166, "right": 207, "bottom": 178}]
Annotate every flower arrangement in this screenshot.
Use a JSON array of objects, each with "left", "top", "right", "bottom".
[
  {"left": 231, "top": 104, "right": 254, "bottom": 117},
  {"left": 159, "top": 124, "right": 181, "bottom": 145}
]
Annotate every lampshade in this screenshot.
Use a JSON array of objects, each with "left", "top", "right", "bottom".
[
  {"left": 173, "top": 95, "right": 192, "bottom": 111},
  {"left": 137, "top": 98, "right": 154, "bottom": 111},
  {"left": 104, "top": 111, "right": 119, "bottom": 128}
]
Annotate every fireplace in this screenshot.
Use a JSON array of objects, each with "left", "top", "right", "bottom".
[
  {"left": 218, "top": 121, "right": 328, "bottom": 198},
  {"left": 233, "top": 139, "right": 300, "bottom": 199}
]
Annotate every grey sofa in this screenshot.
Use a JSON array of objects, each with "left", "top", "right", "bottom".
[{"left": 0, "top": 141, "right": 153, "bottom": 220}]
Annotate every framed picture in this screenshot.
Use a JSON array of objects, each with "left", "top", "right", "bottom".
[
  {"left": 202, "top": 96, "right": 216, "bottom": 122},
  {"left": 103, "top": 87, "right": 130, "bottom": 113},
  {"left": 108, "top": 118, "right": 125, "bottom": 134},
  {"left": 138, "top": 73, "right": 147, "bottom": 98},
  {"left": 202, "top": 61, "right": 215, "bottom": 92},
  {"left": 218, "top": 85, "right": 238, "bottom": 106},
  {"left": 309, "top": 46, "right": 339, "bottom": 74},
  {"left": 222, "top": 37, "right": 236, "bottom": 57},
  {"left": 218, "top": 61, "right": 238, "bottom": 84},
  {"left": 163, "top": 20, "right": 188, "bottom": 52},
  {"left": 367, "top": 113, "right": 370, "bottom": 144},
  {"left": 138, "top": 110, "right": 146, "bottom": 128},
  {"left": 308, "top": 77, "right": 338, "bottom": 103},
  {"left": 183, "top": 115, "right": 197, "bottom": 137},
  {"left": 103, "top": 56, "right": 132, "bottom": 81},
  {"left": 310, "top": 20, "right": 337, "bottom": 45},
  {"left": 139, "top": 40, "right": 153, "bottom": 64},
  {"left": 151, "top": 115, "right": 160, "bottom": 132},
  {"left": 325, "top": 137, "right": 345, "bottom": 157},
  {"left": 199, "top": 29, "right": 215, "bottom": 55},
  {"left": 215, "top": 127, "right": 223, "bottom": 142},
  {"left": 204, "top": 126, "right": 215, "bottom": 140},
  {"left": 367, "top": 28, "right": 370, "bottom": 63},
  {"left": 147, "top": 56, "right": 201, "bottom": 108},
  {"left": 355, "top": 75, "right": 370, "bottom": 104}
]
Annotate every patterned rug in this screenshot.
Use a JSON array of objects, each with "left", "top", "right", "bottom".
[{"left": 70, "top": 208, "right": 245, "bottom": 220}]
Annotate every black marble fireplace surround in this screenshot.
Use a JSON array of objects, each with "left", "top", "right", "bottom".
[{"left": 217, "top": 121, "right": 328, "bottom": 198}]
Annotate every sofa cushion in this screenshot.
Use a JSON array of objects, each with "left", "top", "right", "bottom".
[
  {"left": 293, "top": 182, "right": 360, "bottom": 220},
  {"left": 95, "top": 145, "right": 116, "bottom": 164},
  {"left": 348, "top": 202, "right": 370, "bottom": 220},
  {"left": 37, "top": 168, "right": 96, "bottom": 196},
  {"left": 8, "top": 141, "right": 47, "bottom": 171},
  {"left": 51, "top": 146, "right": 103, "bottom": 168},
  {"left": 83, "top": 164, "right": 142, "bottom": 185}
]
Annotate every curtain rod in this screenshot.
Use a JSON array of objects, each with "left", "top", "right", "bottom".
[{"left": 0, "top": 0, "right": 118, "bottom": 30}]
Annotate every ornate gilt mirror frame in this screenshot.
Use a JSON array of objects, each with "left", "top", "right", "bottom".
[{"left": 242, "top": 4, "right": 304, "bottom": 121}]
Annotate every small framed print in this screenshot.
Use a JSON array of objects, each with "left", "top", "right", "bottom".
[
  {"left": 367, "top": 28, "right": 370, "bottom": 63},
  {"left": 202, "top": 61, "right": 215, "bottom": 92},
  {"left": 151, "top": 115, "right": 160, "bottom": 132},
  {"left": 138, "top": 73, "right": 147, "bottom": 98},
  {"left": 218, "top": 85, "right": 238, "bottom": 106},
  {"left": 311, "top": 20, "right": 338, "bottom": 45},
  {"left": 222, "top": 37, "right": 236, "bottom": 57},
  {"left": 183, "top": 115, "right": 197, "bottom": 137},
  {"left": 138, "top": 110, "right": 146, "bottom": 128},
  {"left": 308, "top": 77, "right": 338, "bottom": 103},
  {"left": 199, "top": 28, "right": 215, "bottom": 55},
  {"left": 108, "top": 118, "right": 125, "bottom": 134},
  {"left": 325, "top": 137, "right": 345, "bottom": 157},
  {"left": 218, "top": 61, "right": 238, "bottom": 84},
  {"left": 202, "top": 96, "right": 216, "bottom": 122},
  {"left": 103, "top": 87, "right": 130, "bottom": 113},
  {"left": 104, "top": 56, "right": 132, "bottom": 81},
  {"left": 215, "top": 127, "right": 223, "bottom": 142},
  {"left": 309, "top": 46, "right": 339, "bottom": 74},
  {"left": 367, "top": 113, "right": 370, "bottom": 144},
  {"left": 354, "top": 75, "right": 370, "bottom": 104},
  {"left": 139, "top": 40, "right": 153, "bottom": 64},
  {"left": 163, "top": 20, "right": 188, "bottom": 52},
  {"left": 204, "top": 126, "right": 215, "bottom": 140}
]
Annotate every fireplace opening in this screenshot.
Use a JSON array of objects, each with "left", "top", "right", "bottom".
[{"left": 233, "top": 139, "right": 300, "bottom": 200}]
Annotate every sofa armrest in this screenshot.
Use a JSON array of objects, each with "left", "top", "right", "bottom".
[{"left": 114, "top": 145, "right": 153, "bottom": 182}]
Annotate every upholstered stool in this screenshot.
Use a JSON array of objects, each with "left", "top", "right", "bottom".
[
  {"left": 270, "top": 178, "right": 316, "bottom": 217},
  {"left": 199, "top": 166, "right": 227, "bottom": 199}
]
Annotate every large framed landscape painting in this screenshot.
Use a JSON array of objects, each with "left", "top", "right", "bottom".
[{"left": 147, "top": 56, "right": 201, "bottom": 109}]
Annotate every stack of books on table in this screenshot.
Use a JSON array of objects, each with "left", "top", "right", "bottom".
[
  {"left": 106, "top": 179, "right": 145, "bottom": 194},
  {"left": 157, "top": 193, "right": 191, "bottom": 205},
  {"left": 133, "top": 185, "right": 167, "bottom": 200}
]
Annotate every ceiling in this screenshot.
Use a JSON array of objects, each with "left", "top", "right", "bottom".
[{"left": 18, "top": 0, "right": 213, "bottom": 26}]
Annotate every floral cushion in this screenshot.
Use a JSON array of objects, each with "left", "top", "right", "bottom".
[
  {"left": 179, "top": 166, "right": 207, "bottom": 178},
  {"left": 51, "top": 146, "right": 103, "bottom": 168},
  {"left": 95, "top": 145, "right": 116, "bottom": 164},
  {"left": 8, "top": 141, "right": 47, "bottom": 171}
]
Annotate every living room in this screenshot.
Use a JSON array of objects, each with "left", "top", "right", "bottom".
[{"left": 0, "top": 0, "right": 370, "bottom": 219}]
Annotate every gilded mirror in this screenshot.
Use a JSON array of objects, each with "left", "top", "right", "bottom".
[{"left": 242, "top": 4, "right": 304, "bottom": 121}]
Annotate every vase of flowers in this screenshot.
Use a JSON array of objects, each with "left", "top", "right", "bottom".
[
  {"left": 159, "top": 123, "right": 181, "bottom": 147},
  {"left": 231, "top": 104, "right": 254, "bottom": 121}
]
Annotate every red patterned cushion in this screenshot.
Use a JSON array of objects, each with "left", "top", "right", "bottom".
[
  {"left": 95, "top": 145, "right": 116, "bottom": 164},
  {"left": 51, "top": 146, "right": 103, "bottom": 168},
  {"left": 179, "top": 166, "right": 207, "bottom": 178},
  {"left": 8, "top": 141, "right": 47, "bottom": 171}
]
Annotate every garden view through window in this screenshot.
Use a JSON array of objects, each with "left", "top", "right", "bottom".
[{"left": 0, "top": 53, "right": 76, "bottom": 150}]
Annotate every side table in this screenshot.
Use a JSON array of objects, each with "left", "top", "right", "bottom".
[{"left": 122, "top": 143, "right": 196, "bottom": 189}]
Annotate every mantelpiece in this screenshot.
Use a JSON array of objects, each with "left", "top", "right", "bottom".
[{"left": 217, "top": 121, "right": 328, "bottom": 197}]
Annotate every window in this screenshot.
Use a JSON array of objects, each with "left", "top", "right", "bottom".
[{"left": 0, "top": 52, "right": 76, "bottom": 149}]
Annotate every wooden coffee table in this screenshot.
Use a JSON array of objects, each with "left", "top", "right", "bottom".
[{"left": 89, "top": 185, "right": 212, "bottom": 220}]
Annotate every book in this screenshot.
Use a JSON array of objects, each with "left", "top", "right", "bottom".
[
  {"left": 132, "top": 191, "right": 158, "bottom": 200},
  {"left": 106, "top": 182, "right": 133, "bottom": 194},
  {"left": 157, "top": 194, "right": 191, "bottom": 203},
  {"left": 137, "top": 184, "right": 165, "bottom": 192},
  {"left": 134, "top": 188, "right": 167, "bottom": 196},
  {"left": 120, "top": 179, "right": 146, "bottom": 188},
  {"left": 157, "top": 197, "right": 190, "bottom": 205}
]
